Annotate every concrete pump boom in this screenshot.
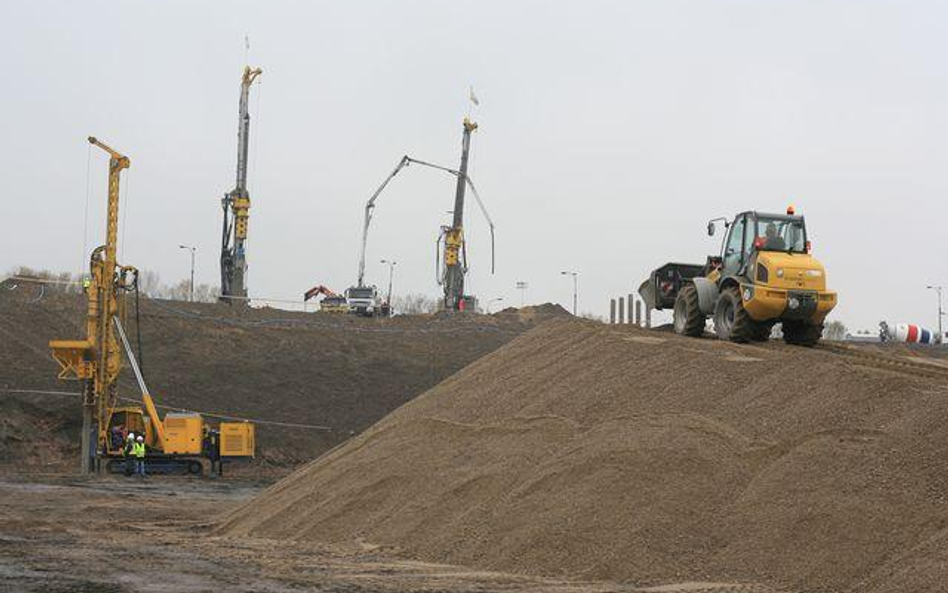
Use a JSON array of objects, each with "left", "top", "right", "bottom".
[
  {"left": 356, "top": 155, "right": 468, "bottom": 287},
  {"left": 220, "top": 65, "right": 262, "bottom": 302}
]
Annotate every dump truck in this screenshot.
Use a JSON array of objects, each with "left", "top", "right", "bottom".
[{"left": 640, "top": 207, "right": 837, "bottom": 346}]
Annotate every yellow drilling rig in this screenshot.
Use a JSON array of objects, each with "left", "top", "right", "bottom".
[
  {"left": 220, "top": 65, "right": 263, "bottom": 302},
  {"left": 50, "top": 137, "right": 254, "bottom": 475}
]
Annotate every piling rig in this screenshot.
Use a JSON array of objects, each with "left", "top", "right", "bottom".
[
  {"left": 49, "top": 137, "right": 135, "bottom": 473},
  {"left": 50, "top": 137, "right": 254, "bottom": 475},
  {"left": 220, "top": 65, "right": 263, "bottom": 303}
]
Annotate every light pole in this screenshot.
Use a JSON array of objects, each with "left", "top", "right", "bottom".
[
  {"left": 179, "top": 244, "right": 196, "bottom": 302},
  {"left": 487, "top": 297, "right": 504, "bottom": 314},
  {"left": 381, "top": 259, "right": 397, "bottom": 309},
  {"left": 927, "top": 285, "right": 945, "bottom": 342},
  {"left": 561, "top": 271, "right": 578, "bottom": 316},
  {"left": 515, "top": 281, "right": 528, "bottom": 307}
]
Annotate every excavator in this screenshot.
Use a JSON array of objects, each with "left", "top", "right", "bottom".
[
  {"left": 351, "top": 118, "right": 495, "bottom": 313},
  {"left": 50, "top": 137, "right": 254, "bottom": 475},
  {"left": 303, "top": 285, "right": 349, "bottom": 313},
  {"left": 220, "top": 65, "right": 263, "bottom": 303}
]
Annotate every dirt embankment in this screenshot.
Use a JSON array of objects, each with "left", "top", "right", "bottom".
[
  {"left": 0, "top": 286, "right": 567, "bottom": 472},
  {"left": 220, "top": 318, "right": 948, "bottom": 592}
]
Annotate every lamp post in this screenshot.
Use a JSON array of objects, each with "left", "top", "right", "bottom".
[
  {"left": 381, "top": 259, "right": 397, "bottom": 310},
  {"left": 487, "top": 297, "right": 504, "bottom": 314},
  {"left": 927, "top": 285, "right": 945, "bottom": 342},
  {"left": 515, "top": 281, "right": 528, "bottom": 307},
  {"left": 560, "top": 270, "right": 578, "bottom": 316},
  {"left": 178, "top": 244, "right": 196, "bottom": 302}
]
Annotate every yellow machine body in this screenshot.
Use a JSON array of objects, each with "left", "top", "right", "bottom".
[
  {"left": 443, "top": 228, "right": 464, "bottom": 266},
  {"left": 220, "top": 422, "right": 255, "bottom": 458},
  {"left": 163, "top": 413, "right": 205, "bottom": 455},
  {"left": 742, "top": 251, "right": 837, "bottom": 323}
]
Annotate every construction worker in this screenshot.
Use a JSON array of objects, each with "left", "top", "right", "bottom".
[
  {"left": 134, "top": 435, "right": 147, "bottom": 477},
  {"left": 763, "top": 222, "right": 787, "bottom": 251},
  {"left": 123, "top": 433, "right": 136, "bottom": 476}
]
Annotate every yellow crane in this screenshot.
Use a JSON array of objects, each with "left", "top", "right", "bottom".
[{"left": 50, "top": 137, "right": 254, "bottom": 475}]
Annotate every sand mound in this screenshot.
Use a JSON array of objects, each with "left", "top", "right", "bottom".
[
  {"left": 492, "top": 302, "right": 571, "bottom": 324},
  {"left": 220, "top": 319, "right": 948, "bottom": 592}
]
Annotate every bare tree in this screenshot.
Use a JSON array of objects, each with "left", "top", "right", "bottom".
[
  {"left": 192, "top": 283, "right": 218, "bottom": 303},
  {"left": 394, "top": 293, "right": 440, "bottom": 315},
  {"left": 823, "top": 320, "right": 848, "bottom": 341},
  {"left": 138, "top": 269, "right": 162, "bottom": 297},
  {"left": 7, "top": 266, "right": 82, "bottom": 294}
]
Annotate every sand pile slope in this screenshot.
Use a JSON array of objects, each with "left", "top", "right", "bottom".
[
  {"left": 0, "top": 287, "right": 562, "bottom": 471},
  {"left": 220, "top": 319, "right": 948, "bottom": 592}
]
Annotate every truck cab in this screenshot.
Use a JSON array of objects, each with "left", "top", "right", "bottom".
[{"left": 345, "top": 285, "right": 382, "bottom": 317}]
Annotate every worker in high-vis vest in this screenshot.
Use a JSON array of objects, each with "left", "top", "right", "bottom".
[
  {"left": 122, "top": 433, "right": 136, "bottom": 476},
  {"left": 134, "top": 435, "right": 146, "bottom": 477}
]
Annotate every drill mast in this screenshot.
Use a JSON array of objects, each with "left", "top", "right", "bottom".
[
  {"left": 50, "top": 137, "right": 137, "bottom": 473},
  {"left": 220, "top": 65, "right": 262, "bottom": 301},
  {"left": 440, "top": 118, "right": 477, "bottom": 310}
]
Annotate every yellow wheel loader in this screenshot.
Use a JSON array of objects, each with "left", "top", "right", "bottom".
[{"left": 640, "top": 207, "right": 837, "bottom": 346}]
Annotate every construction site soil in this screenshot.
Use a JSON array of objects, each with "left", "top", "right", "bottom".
[
  {"left": 0, "top": 286, "right": 566, "bottom": 473},
  {"left": 220, "top": 318, "right": 948, "bottom": 593}
]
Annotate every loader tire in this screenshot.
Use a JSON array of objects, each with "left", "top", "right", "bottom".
[
  {"left": 713, "top": 286, "right": 754, "bottom": 343},
  {"left": 673, "top": 284, "right": 705, "bottom": 337},
  {"left": 782, "top": 320, "right": 823, "bottom": 347}
]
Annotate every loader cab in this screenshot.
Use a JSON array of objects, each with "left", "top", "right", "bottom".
[
  {"left": 719, "top": 213, "right": 751, "bottom": 277},
  {"left": 713, "top": 211, "right": 809, "bottom": 279}
]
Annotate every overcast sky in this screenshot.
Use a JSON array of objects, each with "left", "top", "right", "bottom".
[{"left": 3, "top": 1, "right": 946, "bottom": 330}]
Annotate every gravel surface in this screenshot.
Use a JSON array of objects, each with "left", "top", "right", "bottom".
[{"left": 220, "top": 319, "right": 948, "bottom": 592}]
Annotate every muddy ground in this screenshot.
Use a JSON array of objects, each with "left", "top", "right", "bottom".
[{"left": 0, "top": 475, "right": 780, "bottom": 593}]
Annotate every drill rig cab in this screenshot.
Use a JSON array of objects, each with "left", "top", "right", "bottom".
[{"left": 640, "top": 207, "right": 837, "bottom": 346}]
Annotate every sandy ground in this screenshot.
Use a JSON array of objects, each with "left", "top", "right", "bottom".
[{"left": 0, "top": 474, "right": 780, "bottom": 593}]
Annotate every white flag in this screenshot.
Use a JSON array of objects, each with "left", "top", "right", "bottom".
[{"left": 469, "top": 86, "right": 480, "bottom": 106}]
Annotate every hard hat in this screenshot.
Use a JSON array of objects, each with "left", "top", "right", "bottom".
[
  {"left": 136, "top": 436, "right": 144, "bottom": 442},
  {"left": 127, "top": 432, "right": 135, "bottom": 440}
]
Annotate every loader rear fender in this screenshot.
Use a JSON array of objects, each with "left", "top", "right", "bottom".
[{"left": 692, "top": 277, "right": 720, "bottom": 315}]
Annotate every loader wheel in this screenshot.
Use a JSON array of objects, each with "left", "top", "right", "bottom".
[
  {"left": 713, "top": 286, "right": 754, "bottom": 343},
  {"left": 673, "top": 284, "right": 705, "bottom": 337},
  {"left": 782, "top": 320, "right": 823, "bottom": 347}
]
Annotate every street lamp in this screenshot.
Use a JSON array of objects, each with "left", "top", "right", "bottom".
[
  {"left": 381, "top": 259, "right": 397, "bottom": 312},
  {"left": 178, "top": 244, "right": 196, "bottom": 302},
  {"left": 927, "top": 285, "right": 945, "bottom": 342},
  {"left": 487, "top": 297, "right": 504, "bottom": 314},
  {"left": 515, "top": 281, "right": 528, "bottom": 307},
  {"left": 560, "top": 271, "right": 578, "bottom": 316}
]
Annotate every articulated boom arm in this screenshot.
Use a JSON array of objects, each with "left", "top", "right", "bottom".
[
  {"left": 356, "top": 155, "right": 464, "bottom": 287},
  {"left": 304, "top": 285, "right": 340, "bottom": 302}
]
